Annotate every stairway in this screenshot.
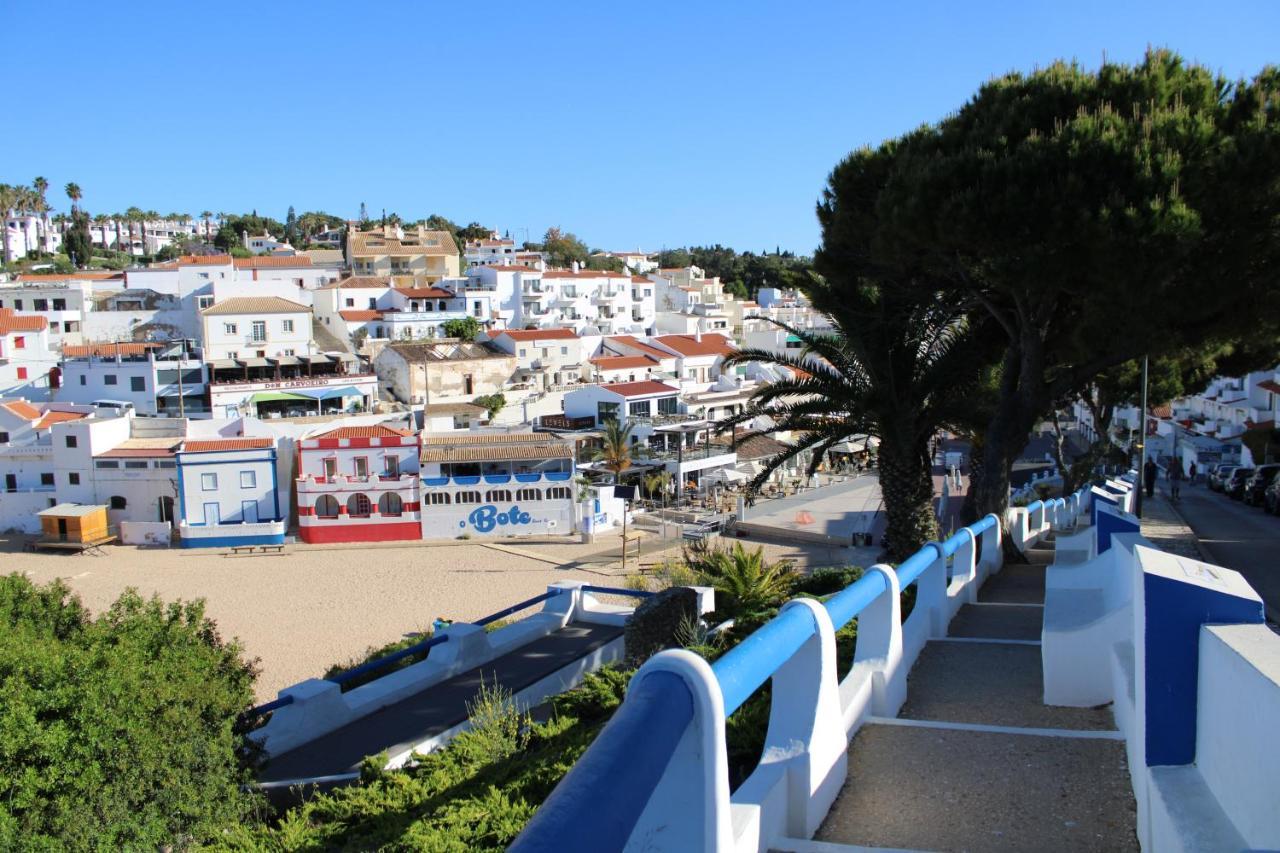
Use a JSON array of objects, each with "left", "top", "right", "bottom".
[{"left": 796, "top": 538, "right": 1139, "bottom": 852}]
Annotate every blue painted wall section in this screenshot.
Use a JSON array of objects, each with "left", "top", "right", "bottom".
[
  {"left": 1095, "top": 504, "right": 1139, "bottom": 555},
  {"left": 1090, "top": 486, "right": 1119, "bottom": 527},
  {"left": 1143, "top": 568, "right": 1264, "bottom": 766}
]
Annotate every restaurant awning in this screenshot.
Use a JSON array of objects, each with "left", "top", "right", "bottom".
[
  {"left": 303, "top": 354, "right": 332, "bottom": 364},
  {"left": 333, "top": 352, "right": 358, "bottom": 362},
  {"left": 289, "top": 386, "right": 365, "bottom": 401},
  {"left": 249, "top": 391, "right": 309, "bottom": 404},
  {"left": 209, "top": 359, "right": 240, "bottom": 370},
  {"left": 237, "top": 357, "right": 272, "bottom": 368},
  {"left": 272, "top": 355, "right": 303, "bottom": 367}
]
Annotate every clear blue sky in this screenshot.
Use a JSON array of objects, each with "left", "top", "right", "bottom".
[{"left": 9, "top": 0, "right": 1278, "bottom": 255}]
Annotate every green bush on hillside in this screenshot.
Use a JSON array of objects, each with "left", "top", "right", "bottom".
[{"left": 0, "top": 574, "right": 262, "bottom": 849}]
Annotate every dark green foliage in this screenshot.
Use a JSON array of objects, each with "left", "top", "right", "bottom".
[
  {"left": 0, "top": 574, "right": 262, "bottom": 849},
  {"left": 585, "top": 254, "right": 626, "bottom": 273},
  {"left": 472, "top": 392, "right": 506, "bottom": 420},
  {"left": 792, "top": 566, "right": 864, "bottom": 597},
  {"left": 214, "top": 212, "right": 286, "bottom": 252},
  {"left": 442, "top": 315, "right": 482, "bottom": 340},
  {"left": 61, "top": 209, "right": 93, "bottom": 268},
  {"left": 323, "top": 630, "right": 434, "bottom": 692},
  {"left": 539, "top": 227, "right": 589, "bottom": 268},
  {"left": 656, "top": 245, "right": 812, "bottom": 300},
  {"left": 623, "top": 586, "right": 699, "bottom": 667}
]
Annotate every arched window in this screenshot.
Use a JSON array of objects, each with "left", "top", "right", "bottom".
[
  {"left": 455, "top": 490, "right": 481, "bottom": 504},
  {"left": 378, "top": 492, "right": 403, "bottom": 516},
  {"left": 109, "top": 495, "right": 127, "bottom": 510},
  {"left": 516, "top": 487, "right": 542, "bottom": 502},
  {"left": 347, "top": 493, "right": 372, "bottom": 517},
  {"left": 485, "top": 489, "right": 511, "bottom": 503},
  {"left": 315, "top": 494, "right": 339, "bottom": 518},
  {"left": 427, "top": 492, "right": 451, "bottom": 505},
  {"left": 546, "top": 486, "right": 572, "bottom": 500}
]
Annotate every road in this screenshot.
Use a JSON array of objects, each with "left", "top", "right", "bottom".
[{"left": 1171, "top": 483, "right": 1280, "bottom": 623}]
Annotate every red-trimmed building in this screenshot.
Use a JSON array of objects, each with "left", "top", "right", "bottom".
[{"left": 296, "top": 423, "right": 422, "bottom": 543}]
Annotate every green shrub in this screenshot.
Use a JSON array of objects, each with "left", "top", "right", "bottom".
[
  {"left": 323, "top": 629, "right": 434, "bottom": 691},
  {"left": 792, "top": 566, "right": 864, "bottom": 596},
  {"left": 0, "top": 574, "right": 262, "bottom": 849}
]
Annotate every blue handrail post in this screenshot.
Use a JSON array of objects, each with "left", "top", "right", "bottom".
[{"left": 756, "top": 598, "right": 848, "bottom": 838}]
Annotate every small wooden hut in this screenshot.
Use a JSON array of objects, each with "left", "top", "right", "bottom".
[{"left": 35, "top": 504, "right": 112, "bottom": 551}]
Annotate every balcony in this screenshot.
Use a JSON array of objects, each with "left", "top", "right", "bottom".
[{"left": 297, "top": 473, "right": 419, "bottom": 493}]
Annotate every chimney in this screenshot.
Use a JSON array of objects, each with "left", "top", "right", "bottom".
[
  {"left": 536, "top": 258, "right": 546, "bottom": 272},
  {"left": 571, "top": 260, "right": 580, "bottom": 273},
  {"left": 694, "top": 318, "right": 703, "bottom": 343}
]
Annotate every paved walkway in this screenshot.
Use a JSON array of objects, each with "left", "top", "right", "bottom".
[
  {"left": 811, "top": 532, "right": 1139, "bottom": 852},
  {"left": 256, "top": 621, "right": 622, "bottom": 787}
]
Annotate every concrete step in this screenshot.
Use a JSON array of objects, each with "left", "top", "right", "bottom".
[
  {"left": 978, "top": 564, "right": 1046, "bottom": 604},
  {"left": 1024, "top": 547, "right": 1055, "bottom": 565},
  {"left": 900, "top": 641, "right": 1115, "bottom": 731},
  {"left": 947, "top": 603, "right": 1043, "bottom": 641},
  {"left": 815, "top": 723, "right": 1138, "bottom": 851}
]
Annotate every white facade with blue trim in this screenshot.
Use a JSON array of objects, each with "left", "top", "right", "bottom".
[{"left": 176, "top": 437, "right": 285, "bottom": 548}]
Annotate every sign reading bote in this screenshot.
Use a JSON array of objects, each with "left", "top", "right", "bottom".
[{"left": 462, "top": 504, "right": 536, "bottom": 533}]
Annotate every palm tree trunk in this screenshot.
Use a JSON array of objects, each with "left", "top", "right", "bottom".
[{"left": 876, "top": 435, "right": 938, "bottom": 561}]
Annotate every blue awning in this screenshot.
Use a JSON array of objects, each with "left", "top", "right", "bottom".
[{"left": 289, "top": 386, "right": 365, "bottom": 400}]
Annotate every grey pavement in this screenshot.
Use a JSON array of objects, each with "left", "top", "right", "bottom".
[
  {"left": 257, "top": 621, "right": 623, "bottom": 785},
  {"left": 815, "top": 550, "right": 1138, "bottom": 851},
  {"left": 1152, "top": 484, "right": 1280, "bottom": 623}
]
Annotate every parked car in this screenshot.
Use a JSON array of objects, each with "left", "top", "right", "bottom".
[
  {"left": 1243, "top": 464, "right": 1280, "bottom": 506},
  {"left": 1264, "top": 476, "right": 1280, "bottom": 514},
  {"left": 1227, "top": 467, "right": 1255, "bottom": 500},
  {"left": 1210, "top": 465, "right": 1238, "bottom": 492}
]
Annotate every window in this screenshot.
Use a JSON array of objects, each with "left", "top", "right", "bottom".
[
  {"left": 109, "top": 496, "right": 127, "bottom": 510},
  {"left": 345, "top": 297, "right": 354, "bottom": 308},
  {"left": 16, "top": 367, "right": 26, "bottom": 380},
  {"left": 240, "top": 470, "right": 256, "bottom": 489},
  {"left": 519, "top": 349, "right": 527, "bottom": 358},
  {"left": 322, "top": 458, "right": 337, "bottom": 480},
  {"left": 353, "top": 457, "right": 369, "bottom": 478},
  {"left": 0, "top": 431, "right": 8, "bottom": 443},
  {"left": 124, "top": 460, "right": 148, "bottom": 469},
  {"left": 383, "top": 455, "right": 400, "bottom": 478},
  {"left": 516, "top": 487, "right": 542, "bottom": 502},
  {"left": 485, "top": 489, "right": 512, "bottom": 503},
  {"left": 347, "top": 493, "right": 372, "bottom": 517},
  {"left": 314, "top": 494, "right": 339, "bottom": 518},
  {"left": 40, "top": 473, "right": 53, "bottom": 486},
  {"left": 65, "top": 435, "right": 77, "bottom": 448},
  {"left": 282, "top": 319, "right": 294, "bottom": 333},
  {"left": 455, "top": 490, "right": 481, "bottom": 504},
  {"left": 561, "top": 347, "right": 568, "bottom": 355},
  {"left": 251, "top": 321, "right": 266, "bottom": 342},
  {"left": 377, "top": 492, "right": 403, "bottom": 516},
  {"left": 426, "top": 492, "right": 451, "bottom": 505},
  {"left": 52, "top": 299, "right": 65, "bottom": 311},
  {"left": 130, "top": 376, "right": 145, "bottom": 392},
  {"left": 201, "top": 472, "right": 217, "bottom": 490},
  {"left": 628, "top": 400, "right": 651, "bottom": 418},
  {"left": 14, "top": 336, "right": 25, "bottom": 350},
  {"left": 68, "top": 472, "right": 79, "bottom": 485},
  {"left": 283, "top": 349, "right": 294, "bottom": 356},
  {"left": 198, "top": 296, "right": 215, "bottom": 310},
  {"left": 223, "top": 323, "right": 237, "bottom": 335},
  {"left": 13, "top": 300, "right": 21, "bottom": 310},
  {"left": 33, "top": 299, "right": 47, "bottom": 310},
  {"left": 155, "top": 460, "right": 175, "bottom": 469},
  {"left": 547, "top": 486, "right": 572, "bottom": 500},
  {"left": 657, "top": 396, "right": 679, "bottom": 415},
  {"left": 79, "top": 375, "right": 86, "bottom": 385},
  {"left": 104, "top": 374, "right": 117, "bottom": 385}
]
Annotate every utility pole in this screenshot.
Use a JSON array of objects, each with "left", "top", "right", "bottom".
[{"left": 1135, "top": 355, "right": 1149, "bottom": 519}]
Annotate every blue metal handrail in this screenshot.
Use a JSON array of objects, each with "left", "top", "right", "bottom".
[
  {"left": 581, "top": 585, "right": 655, "bottom": 598},
  {"left": 241, "top": 694, "right": 295, "bottom": 721},
  {"left": 474, "top": 588, "right": 565, "bottom": 627},
  {"left": 329, "top": 633, "right": 450, "bottom": 686},
  {"left": 509, "top": 670, "right": 694, "bottom": 852}
]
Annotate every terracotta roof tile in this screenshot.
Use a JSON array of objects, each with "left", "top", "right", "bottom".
[
  {"left": 177, "top": 254, "right": 233, "bottom": 266},
  {"left": 348, "top": 229, "right": 458, "bottom": 257},
  {"left": 606, "top": 335, "right": 675, "bottom": 361},
  {"left": 600, "top": 380, "right": 679, "bottom": 398},
  {"left": 200, "top": 296, "right": 310, "bottom": 315},
  {"left": 233, "top": 256, "right": 313, "bottom": 269},
  {"left": 485, "top": 265, "right": 538, "bottom": 272},
  {"left": 35, "top": 410, "right": 89, "bottom": 430},
  {"left": 98, "top": 437, "right": 183, "bottom": 458},
  {"left": 500, "top": 328, "right": 577, "bottom": 341},
  {"left": 14, "top": 272, "right": 123, "bottom": 281},
  {"left": 1258, "top": 379, "right": 1280, "bottom": 395},
  {"left": 340, "top": 310, "right": 381, "bottom": 322},
  {"left": 0, "top": 309, "right": 48, "bottom": 334},
  {"left": 542, "top": 269, "right": 624, "bottom": 279},
  {"left": 181, "top": 437, "right": 275, "bottom": 453},
  {"left": 62, "top": 342, "right": 163, "bottom": 358},
  {"left": 589, "top": 355, "right": 655, "bottom": 369},
  {"left": 312, "top": 425, "right": 413, "bottom": 440},
  {"left": 652, "top": 333, "right": 734, "bottom": 358},
  {"left": 0, "top": 400, "right": 42, "bottom": 420},
  {"left": 397, "top": 287, "right": 455, "bottom": 298}
]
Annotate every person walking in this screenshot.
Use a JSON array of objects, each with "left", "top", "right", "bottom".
[
  {"left": 1169, "top": 461, "right": 1184, "bottom": 502},
  {"left": 1189, "top": 461, "right": 1198, "bottom": 486},
  {"left": 1144, "top": 457, "right": 1158, "bottom": 498}
]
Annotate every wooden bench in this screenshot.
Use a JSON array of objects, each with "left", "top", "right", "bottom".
[
  {"left": 230, "top": 545, "right": 257, "bottom": 555},
  {"left": 258, "top": 544, "right": 286, "bottom": 554}
]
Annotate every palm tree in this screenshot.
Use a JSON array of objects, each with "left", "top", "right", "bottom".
[
  {"left": 125, "top": 206, "right": 144, "bottom": 256},
  {"left": 592, "top": 419, "right": 640, "bottom": 569},
  {"left": 32, "top": 177, "right": 49, "bottom": 254},
  {"left": 64, "top": 182, "right": 82, "bottom": 213},
  {"left": 689, "top": 542, "right": 795, "bottom": 616},
  {"left": 112, "top": 213, "right": 125, "bottom": 255},
  {"left": 200, "top": 210, "right": 213, "bottom": 242},
  {"left": 93, "top": 213, "right": 111, "bottom": 249},
  {"left": 0, "top": 184, "right": 17, "bottom": 263},
  {"left": 723, "top": 302, "right": 992, "bottom": 561}
]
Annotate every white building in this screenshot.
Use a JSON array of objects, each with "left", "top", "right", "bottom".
[
  {"left": 314, "top": 276, "right": 496, "bottom": 347},
  {"left": 518, "top": 267, "right": 655, "bottom": 335},
  {"left": 243, "top": 233, "right": 294, "bottom": 255},
  {"left": 0, "top": 278, "right": 93, "bottom": 347},
  {"left": 200, "top": 296, "right": 312, "bottom": 361},
  {"left": 649, "top": 332, "right": 736, "bottom": 389},
  {"left": 0, "top": 309, "right": 56, "bottom": 397},
  {"left": 418, "top": 432, "right": 576, "bottom": 539},
  {"left": 0, "top": 400, "right": 97, "bottom": 530},
  {"left": 57, "top": 341, "right": 209, "bottom": 417},
  {"left": 488, "top": 328, "right": 590, "bottom": 390},
  {"left": 176, "top": 436, "right": 285, "bottom": 548},
  {"left": 464, "top": 235, "right": 522, "bottom": 267},
  {"left": 3, "top": 213, "right": 60, "bottom": 261}
]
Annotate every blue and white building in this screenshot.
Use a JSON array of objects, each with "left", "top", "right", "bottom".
[{"left": 175, "top": 436, "right": 285, "bottom": 548}]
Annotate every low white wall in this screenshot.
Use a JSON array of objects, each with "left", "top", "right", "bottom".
[
  {"left": 120, "top": 520, "right": 171, "bottom": 546},
  {"left": 0, "top": 489, "right": 54, "bottom": 533}
]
